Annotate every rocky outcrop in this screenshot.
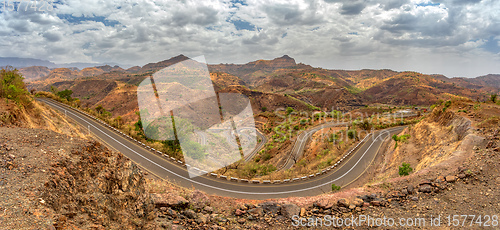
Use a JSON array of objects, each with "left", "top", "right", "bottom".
[{"left": 42, "top": 141, "right": 156, "bottom": 229}]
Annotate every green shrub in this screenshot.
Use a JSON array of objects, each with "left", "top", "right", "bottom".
[
  {"left": 243, "top": 163, "right": 276, "bottom": 177},
  {"left": 358, "top": 119, "right": 372, "bottom": 130},
  {"left": 262, "top": 153, "right": 271, "bottom": 161},
  {"left": 392, "top": 134, "right": 399, "bottom": 142},
  {"left": 399, "top": 134, "right": 410, "bottom": 143},
  {"left": 444, "top": 100, "right": 452, "bottom": 108},
  {"left": 331, "top": 184, "right": 341, "bottom": 191},
  {"left": 399, "top": 162, "right": 413, "bottom": 176},
  {"left": 347, "top": 129, "right": 357, "bottom": 139}
]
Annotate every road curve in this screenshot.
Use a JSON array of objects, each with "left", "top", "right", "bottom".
[
  {"left": 37, "top": 98, "right": 404, "bottom": 199},
  {"left": 278, "top": 122, "right": 349, "bottom": 171}
]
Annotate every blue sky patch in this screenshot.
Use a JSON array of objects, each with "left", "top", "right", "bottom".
[
  {"left": 57, "top": 14, "right": 120, "bottom": 27},
  {"left": 230, "top": 0, "right": 247, "bottom": 7},
  {"left": 416, "top": 2, "right": 440, "bottom": 7},
  {"left": 230, "top": 19, "right": 256, "bottom": 31},
  {"left": 480, "top": 36, "right": 500, "bottom": 54}
]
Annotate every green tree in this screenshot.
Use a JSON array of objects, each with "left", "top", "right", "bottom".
[
  {"left": 491, "top": 94, "right": 497, "bottom": 103},
  {"left": 95, "top": 104, "right": 105, "bottom": 114},
  {"left": 331, "top": 184, "right": 341, "bottom": 191},
  {"left": 0, "top": 67, "right": 30, "bottom": 105},
  {"left": 286, "top": 107, "right": 294, "bottom": 115},
  {"left": 359, "top": 119, "right": 372, "bottom": 130},
  {"left": 399, "top": 162, "right": 413, "bottom": 176},
  {"left": 181, "top": 140, "right": 207, "bottom": 160},
  {"left": 50, "top": 85, "right": 58, "bottom": 94},
  {"left": 114, "top": 116, "right": 123, "bottom": 128},
  {"left": 56, "top": 89, "right": 73, "bottom": 101}
]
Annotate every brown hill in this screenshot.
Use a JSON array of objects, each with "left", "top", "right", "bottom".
[
  {"left": 209, "top": 55, "right": 310, "bottom": 86},
  {"left": 45, "top": 68, "right": 81, "bottom": 80},
  {"left": 141, "top": 54, "right": 190, "bottom": 73},
  {"left": 95, "top": 65, "right": 125, "bottom": 72},
  {"left": 466, "top": 74, "right": 500, "bottom": 89},
  {"left": 80, "top": 67, "right": 105, "bottom": 77},
  {"left": 362, "top": 72, "right": 489, "bottom": 105},
  {"left": 431, "top": 74, "right": 499, "bottom": 93},
  {"left": 18, "top": 66, "right": 51, "bottom": 82},
  {"left": 126, "top": 66, "right": 142, "bottom": 73},
  {"left": 210, "top": 72, "right": 246, "bottom": 91},
  {"left": 328, "top": 69, "right": 400, "bottom": 89},
  {"left": 219, "top": 85, "right": 318, "bottom": 113},
  {"left": 292, "top": 87, "right": 364, "bottom": 110},
  {"left": 251, "top": 68, "right": 363, "bottom": 110}
]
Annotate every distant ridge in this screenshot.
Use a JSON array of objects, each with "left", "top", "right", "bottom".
[
  {"left": 0, "top": 57, "right": 127, "bottom": 70},
  {"left": 0, "top": 57, "right": 57, "bottom": 68},
  {"left": 140, "top": 54, "right": 190, "bottom": 72}
]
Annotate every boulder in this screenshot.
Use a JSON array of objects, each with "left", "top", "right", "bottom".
[
  {"left": 259, "top": 201, "right": 280, "bottom": 215},
  {"left": 407, "top": 185, "right": 415, "bottom": 194},
  {"left": 247, "top": 207, "right": 263, "bottom": 216},
  {"left": 436, "top": 176, "right": 446, "bottom": 183},
  {"left": 445, "top": 176, "right": 457, "bottom": 183},
  {"left": 419, "top": 179, "right": 432, "bottom": 185},
  {"left": 235, "top": 209, "right": 246, "bottom": 216},
  {"left": 386, "top": 190, "right": 403, "bottom": 198},
  {"left": 419, "top": 184, "right": 433, "bottom": 193},
  {"left": 337, "top": 198, "right": 350, "bottom": 208},
  {"left": 151, "top": 193, "right": 189, "bottom": 209},
  {"left": 280, "top": 203, "right": 300, "bottom": 218},
  {"left": 203, "top": 206, "right": 213, "bottom": 213},
  {"left": 237, "top": 218, "right": 246, "bottom": 224},
  {"left": 183, "top": 209, "right": 197, "bottom": 219},
  {"left": 370, "top": 200, "right": 380, "bottom": 206},
  {"left": 189, "top": 190, "right": 210, "bottom": 209},
  {"left": 195, "top": 214, "right": 208, "bottom": 224},
  {"left": 315, "top": 198, "right": 334, "bottom": 209},
  {"left": 352, "top": 198, "right": 364, "bottom": 207}
]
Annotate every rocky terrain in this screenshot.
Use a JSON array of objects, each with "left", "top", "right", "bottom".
[
  {"left": 143, "top": 100, "right": 500, "bottom": 229},
  {"left": 2, "top": 57, "right": 500, "bottom": 229},
  {"left": 0, "top": 127, "right": 157, "bottom": 229}
]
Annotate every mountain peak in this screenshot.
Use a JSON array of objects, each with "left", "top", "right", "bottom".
[
  {"left": 141, "top": 54, "right": 191, "bottom": 72},
  {"left": 279, "top": 55, "right": 293, "bottom": 60}
]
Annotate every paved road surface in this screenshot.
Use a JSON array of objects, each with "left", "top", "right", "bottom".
[{"left": 38, "top": 98, "right": 405, "bottom": 199}]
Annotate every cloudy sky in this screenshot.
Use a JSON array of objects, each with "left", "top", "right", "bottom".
[{"left": 0, "top": 0, "right": 499, "bottom": 77}]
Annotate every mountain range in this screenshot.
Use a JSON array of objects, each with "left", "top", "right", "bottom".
[
  {"left": 0, "top": 57, "right": 127, "bottom": 71},
  {"left": 17, "top": 54, "right": 500, "bottom": 124}
]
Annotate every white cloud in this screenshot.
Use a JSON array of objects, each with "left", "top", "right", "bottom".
[{"left": 0, "top": 0, "right": 498, "bottom": 77}]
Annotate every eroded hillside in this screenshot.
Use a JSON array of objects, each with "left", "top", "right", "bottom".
[{"left": 376, "top": 102, "right": 487, "bottom": 180}]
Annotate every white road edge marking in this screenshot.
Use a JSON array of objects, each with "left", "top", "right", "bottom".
[{"left": 41, "top": 99, "right": 403, "bottom": 195}]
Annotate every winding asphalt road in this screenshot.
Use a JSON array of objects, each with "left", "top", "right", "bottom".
[
  {"left": 37, "top": 98, "right": 405, "bottom": 199},
  {"left": 278, "top": 122, "right": 349, "bottom": 171}
]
